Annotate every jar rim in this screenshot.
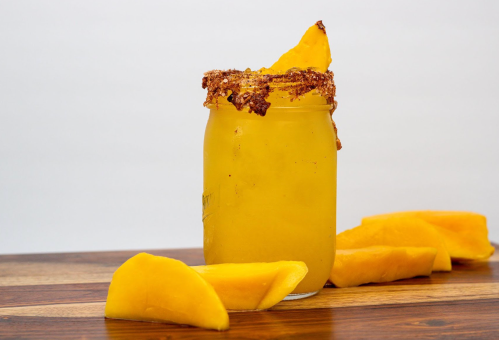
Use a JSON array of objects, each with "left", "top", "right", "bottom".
[
  {"left": 202, "top": 68, "right": 336, "bottom": 117},
  {"left": 202, "top": 68, "right": 341, "bottom": 150},
  {"left": 206, "top": 102, "right": 335, "bottom": 111}
]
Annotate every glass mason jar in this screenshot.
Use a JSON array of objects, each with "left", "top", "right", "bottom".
[{"left": 202, "top": 74, "right": 337, "bottom": 298}]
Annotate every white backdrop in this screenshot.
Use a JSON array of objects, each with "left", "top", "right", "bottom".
[{"left": 1, "top": 0, "right": 498, "bottom": 254}]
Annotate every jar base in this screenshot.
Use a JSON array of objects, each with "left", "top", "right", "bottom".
[{"left": 283, "top": 290, "right": 319, "bottom": 301}]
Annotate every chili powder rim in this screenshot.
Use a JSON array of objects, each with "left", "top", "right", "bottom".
[{"left": 202, "top": 68, "right": 341, "bottom": 150}]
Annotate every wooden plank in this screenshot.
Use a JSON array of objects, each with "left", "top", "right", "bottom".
[
  {"left": 1, "top": 261, "right": 497, "bottom": 309},
  {"left": 273, "top": 282, "right": 499, "bottom": 310},
  {"left": 0, "top": 302, "right": 105, "bottom": 318},
  {"left": 0, "top": 245, "right": 496, "bottom": 339},
  {"left": 1, "top": 299, "right": 498, "bottom": 339},
  {"left": 0, "top": 262, "right": 115, "bottom": 287},
  {"left": 0, "top": 248, "right": 205, "bottom": 265},
  {"left": 1, "top": 282, "right": 497, "bottom": 318},
  {"left": 0, "top": 249, "right": 204, "bottom": 287},
  {"left": 0, "top": 283, "right": 109, "bottom": 308},
  {"left": 1, "top": 248, "right": 496, "bottom": 287}
]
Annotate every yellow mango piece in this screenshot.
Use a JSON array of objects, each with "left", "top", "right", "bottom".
[
  {"left": 337, "top": 218, "right": 452, "bottom": 271},
  {"left": 192, "top": 261, "right": 308, "bottom": 310},
  {"left": 105, "top": 253, "right": 229, "bottom": 331},
  {"left": 330, "top": 246, "right": 437, "bottom": 288},
  {"left": 269, "top": 20, "right": 332, "bottom": 73},
  {"left": 362, "top": 211, "right": 494, "bottom": 260}
]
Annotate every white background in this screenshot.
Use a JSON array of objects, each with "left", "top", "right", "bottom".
[{"left": 1, "top": 0, "right": 498, "bottom": 254}]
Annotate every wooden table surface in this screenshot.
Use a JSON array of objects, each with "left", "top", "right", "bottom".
[{"left": 1, "top": 245, "right": 498, "bottom": 339}]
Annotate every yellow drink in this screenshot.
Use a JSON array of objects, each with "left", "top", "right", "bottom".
[{"left": 203, "top": 91, "right": 337, "bottom": 295}]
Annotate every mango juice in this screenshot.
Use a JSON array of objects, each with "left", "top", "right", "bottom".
[{"left": 203, "top": 92, "right": 337, "bottom": 295}]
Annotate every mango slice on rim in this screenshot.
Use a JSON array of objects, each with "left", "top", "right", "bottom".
[{"left": 269, "top": 20, "right": 332, "bottom": 73}]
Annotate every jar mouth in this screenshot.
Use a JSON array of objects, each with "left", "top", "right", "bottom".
[
  {"left": 206, "top": 102, "right": 335, "bottom": 112},
  {"left": 202, "top": 68, "right": 336, "bottom": 117},
  {"left": 202, "top": 68, "right": 341, "bottom": 150}
]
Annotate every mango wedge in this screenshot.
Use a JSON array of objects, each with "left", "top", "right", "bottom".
[
  {"left": 105, "top": 253, "right": 229, "bottom": 331},
  {"left": 337, "top": 218, "right": 452, "bottom": 271},
  {"left": 329, "top": 246, "right": 437, "bottom": 288},
  {"left": 362, "top": 211, "right": 494, "bottom": 261},
  {"left": 192, "top": 261, "right": 308, "bottom": 310},
  {"left": 270, "top": 20, "right": 332, "bottom": 73}
]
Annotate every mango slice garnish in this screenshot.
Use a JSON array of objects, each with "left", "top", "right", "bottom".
[
  {"left": 269, "top": 20, "right": 332, "bottom": 73},
  {"left": 105, "top": 253, "right": 229, "bottom": 331},
  {"left": 192, "top": 261, "right": 308, "bottom": 310},
  {"left": 330, "top": 246, "right": 437, "bottom": 288},
  {"left": 362, "top": 211, "right": 495, "bottom": 261},
  {"left": 337, "top": 217, "right": 452, "bottom": 271}
]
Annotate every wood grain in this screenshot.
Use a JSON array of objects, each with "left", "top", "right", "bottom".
[
  {"left": 1, "top": 247, "right": 496, "bottom": 287},
  {"left": 1, "top": 300, "right": 498, "bottom": 339},
  {"left": 0, "top": 248, "right": 204, "bottom": 287},
  {"left": 1, "top": 282, "right": 497, "bottom": 318},
  {"left": 0, "top": 302, "right": 105, "bottom": 318},
  {"left": 0, "top": 245, "right": 497, "bottom": 339}
]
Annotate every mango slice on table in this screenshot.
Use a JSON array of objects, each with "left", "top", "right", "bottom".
[
  {"left": 269, "top": 20, "right": 332, "bottom": 73},
  {"left": 337, "top": 218, "right": 452, "bottom": 271},
  {"left": 192, "top": 261, "right": 308, "bottom": 310},
  {"left": 105, "top": 253, "right": 229, "bottom": 331},
  {"left": 362, "top": 211, "right": 494, "bottom": 261},
  {"left": 329, "top": 246, "right": 437, "bottom": 288}
]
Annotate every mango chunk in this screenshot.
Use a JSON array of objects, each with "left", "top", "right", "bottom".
[
  {"left": 105, "top": 253, "right": 229, "bottom": 331},
  {"left": 337, "top": 218, "right": 452, "bottom": 271},
  {"left": 329, "top": 246, "right": 437, "bottom": 288},
  {"left": 270, "top": 20, "right": 332, "bottom": 73},
  {"left": 192, "top": 261, "right": 308, "bottom": 310},
  {"left": 362, "top": 211, "right": 494, "bottom": 261}
]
